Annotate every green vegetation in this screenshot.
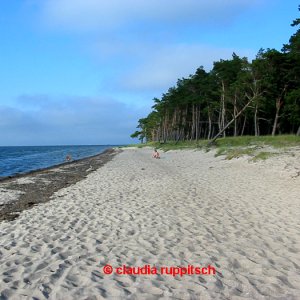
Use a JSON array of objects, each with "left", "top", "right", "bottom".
[
  {"left": 214, "top": 135, "right": 300, "bottom": 160},
  {"left": 215, "top": 147, "right": 254, "bottom": 159},
  {"left": 251, "top": 152, "right": 278, "bottom": 161},
  {"left": 125, "top": 140, "right": 205, "bottom": 151},
  {"left": 127, "top": 135, "right": 300, "bottom": 160},
  {"left": 131, "top": 6, "right": 300, "bottom": 144},
  {"left": 148, "top": 140, "right": 206, "bottom": 151},
  {"left": 213, "top": 134, "right": 300, "bottom": 148}
]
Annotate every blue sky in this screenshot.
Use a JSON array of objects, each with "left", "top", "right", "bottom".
[{"left": 0, "top": 0, "right": 298, "bottom": 145}]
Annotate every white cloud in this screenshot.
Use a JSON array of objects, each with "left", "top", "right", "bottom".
[
  {"left": 0, "top": 96, "right": 147, "bottom": 145},
  {"left": 112, "top": 43, "right": 256, "bottom": 91},
  {"left": 37, "top": 0, "right": 260, "bottom": 32},
  {"left": 28, "top": 0, "right": 263, "bottom": 91},
  {"left": 31, "top": 0, "right": 261, "bottom": 93}
]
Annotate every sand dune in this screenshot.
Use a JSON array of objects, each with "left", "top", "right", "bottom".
[{"left": 0, "top": 148, "right": 299, "bottom": 299}]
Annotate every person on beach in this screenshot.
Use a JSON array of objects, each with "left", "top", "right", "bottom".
[
  {"left": 66, "top": 154, "right": 72, "bottom": 162},
  {"left": 152, "top": 149, "right": 160, "bottom": 159}
]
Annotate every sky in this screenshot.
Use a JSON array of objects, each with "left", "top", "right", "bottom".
[{"left": 0, "top": 0, "right": 299, "bottom": 146}]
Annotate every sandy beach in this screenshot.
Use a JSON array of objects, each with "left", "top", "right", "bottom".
[{"left": 0, "top": 147, "right": 300, "bottom": 299}]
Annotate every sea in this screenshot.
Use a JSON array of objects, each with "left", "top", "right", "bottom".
[{"left": 0, "top": 145, "right": 116, "bottom": 178}]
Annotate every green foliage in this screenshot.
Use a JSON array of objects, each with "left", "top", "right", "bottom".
[{"left": 131, "top": 6, "right": 300, "bottom": 142}]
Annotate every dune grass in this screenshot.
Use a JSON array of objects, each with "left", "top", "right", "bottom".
[
  {"left": 213, "top": 135, "right": 299, "bottom": 160},
  {"left": 213, "top": 135, "right": 300, "bottom": 148},
  {"left": 251, "top": 151, "right": 278, "bottom": 162},
  {"left": 125, "top": 140, "right": 206, "bottom": 151},
  {"left": 127, "top": 135, "right": 300, "bottom": 160}
]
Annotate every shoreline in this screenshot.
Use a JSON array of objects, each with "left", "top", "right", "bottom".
[
  {"left": 0, "top": 147, "right": 299, "bottom": 298},
  {"left": 0, "top": 147, "right": 118, "bottom": 182},
  {"left": 0, "top": 148, "right": 121, "bottom": 222}
]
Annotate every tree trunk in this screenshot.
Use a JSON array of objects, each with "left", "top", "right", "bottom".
[
  {"left": 272, "top": 86, "right": 286, "bottom": 136},
  {"left": 195, "top": 105, "right": 198, "bottom": 141},
  {"left": 162, "top": 113, "right": 168, "bottom": 143},
  {"left": 272, "top": 98, "right": 281, "bottom": 136},
  {"left": 241, "top": 115, "right": 247, "bottom": 136},
  {"left": 254, "top": 103, "right": 259, "bottom": 136},
  {"left": 171, "top": 109, "right": 176, "bottom": 140},
  {"left": 191, "top": 104, "right": 195, "bottom": 141},
  {"left": 207, "top": 108, "right": 212, "bottom": 140},
  {"left": 208, "top": 97, "right": 254, "bottom": 145},
  {"left": 234, "top": 93, "right": 238, "bottom": 136},
  {"left": 219, "top": 80, "right": 226, "bottom": 137},
  {"left": 195, "top": 105, "right": 200, "bottom": 141}
]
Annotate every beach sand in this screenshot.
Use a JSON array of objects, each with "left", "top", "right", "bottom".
[
  {"left": 0, "top": 149, "right": 119, "bottom": 222},
  {"left": 0, "top": 147, "right": 300, "bottom": 299}
]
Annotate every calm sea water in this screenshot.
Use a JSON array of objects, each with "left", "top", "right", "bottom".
[{"left": 0, "top": 145, "right": 115, "bottom": 178}]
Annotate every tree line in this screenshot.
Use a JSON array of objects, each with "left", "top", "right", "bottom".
[{"left": 131, "top": 6, "right": 300, "bottom": 143}]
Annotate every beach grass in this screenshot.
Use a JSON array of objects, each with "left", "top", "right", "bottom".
[
  {"left": 127, "top": 135, "right": 300, "bottom": 160},
  {"left": 213, "top": 134, "right": 300, "bottom": 148},
  {"left": 213, "top": 135, "right": 300, "bottom": 160},
  {"left": 251, "top": 151, "right": 278, "bottom": 161},
  {"left": 215, "top": 147, "right": 254, "bottom": 160}
]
